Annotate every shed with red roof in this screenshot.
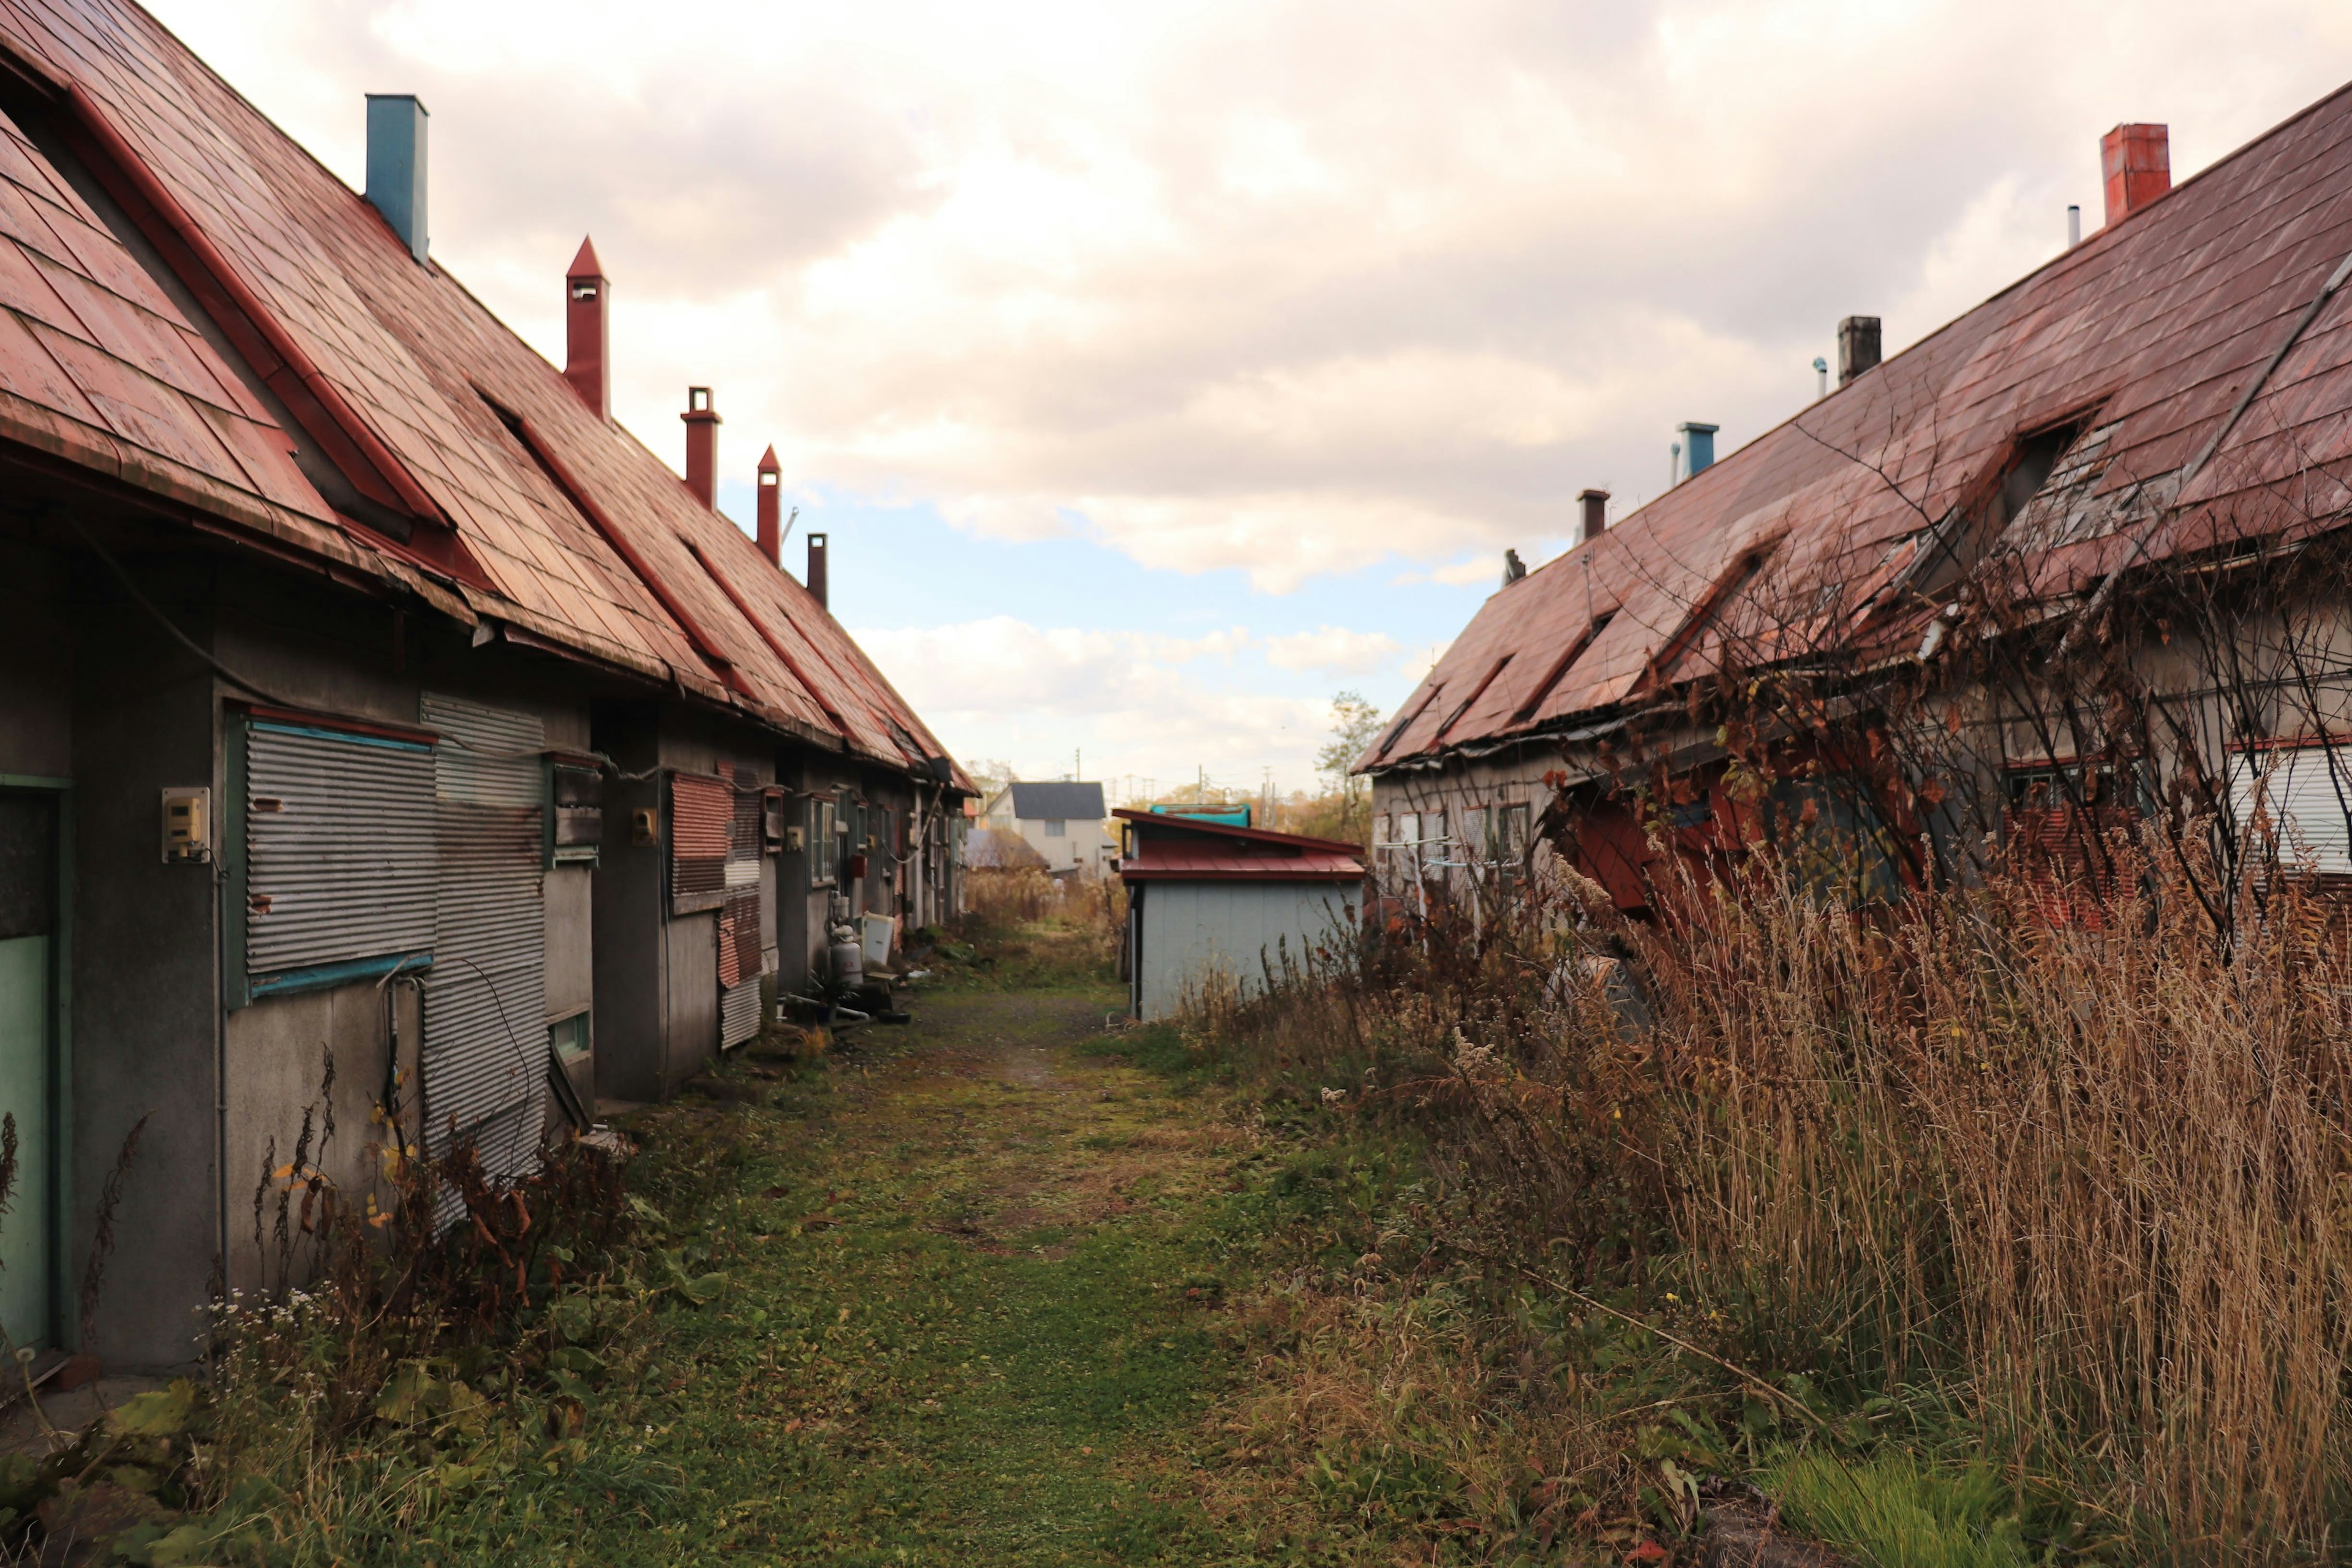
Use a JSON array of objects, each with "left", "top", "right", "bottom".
[{"left": 1117, "top": 810, "right": 1363, "bottom": 1020}]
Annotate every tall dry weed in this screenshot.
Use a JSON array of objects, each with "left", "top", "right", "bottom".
[{"left": 1191, "top": 857, "right": 2352, "bottom": 1559}]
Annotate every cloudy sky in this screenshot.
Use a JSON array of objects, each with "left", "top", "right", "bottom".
[{"left": 151, "top": 0, "right": 2352, "bottom": 799}]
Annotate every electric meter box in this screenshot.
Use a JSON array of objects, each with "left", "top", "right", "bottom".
[
  {"left": 544, "top": 754, "right": 604, "bottom": 867},
  {"left": 161, "top": 786, "right": 213, "bottom": 864}
]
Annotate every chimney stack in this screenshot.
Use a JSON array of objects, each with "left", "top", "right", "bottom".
[
  {"left": 1577, "top": 488, "right": 1610, "bottom": 545},
  {"left": 1677, "top": 422, "right": 1719, "bottom": 481},
  {"left": 1838, "top": 316, "right": 1881, "bottom": 385},
  {"left": 564, "top": 238, "right": 608, "bottom": 419},
  {"left": 807, "top": 531, "right": 829, "bottom": 609},
  {"left": 756, "top": 445, "right": 783, "bottom": 565},
  {"left": 363, "top": 94, "right": 429, "bottom": 263},
  {"left": 681, "top": 386, "right": 720, "bottom": 509},
  {"left": 2101, "top": 123, "right": 2170, "bottom": 228}
]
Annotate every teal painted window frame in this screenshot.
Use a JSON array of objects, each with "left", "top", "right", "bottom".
[{"left": 223, "top": 715, "right": 435, "bottom": 1009}]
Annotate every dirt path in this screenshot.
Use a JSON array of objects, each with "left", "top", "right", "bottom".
[{"left": 584, "top": 980, "right": 1335, "bottom": 1567}]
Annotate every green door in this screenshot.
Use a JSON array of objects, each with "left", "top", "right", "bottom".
[{"left": 0, "top": 794, "right": 56, "bottom": 1351}]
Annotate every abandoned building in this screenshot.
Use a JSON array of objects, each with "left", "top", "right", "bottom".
[
  {"left": 0, "top": 1, "right": 967, "bottom": 1373},
  {"left": 1360, "top": 92, "right": 2352, "bottom": 919}
]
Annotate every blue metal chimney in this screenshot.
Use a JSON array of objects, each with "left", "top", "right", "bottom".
[
  {"left": 1677, "top": 421, "right": 1719, "bottom": 481},
  {"left": 365, "top": 94, "right": 429, "bottom": 263}
]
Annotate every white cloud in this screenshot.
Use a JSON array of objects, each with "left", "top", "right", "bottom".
[
  {"left": 149, "top": 0, "right": 2352, "bottom": 596},
  {"left": 1264, "top": 625, "right": 1402, "bottom": 677},
  {"left": 853, "top": 615, "right": 1330, "bottom": 790}
]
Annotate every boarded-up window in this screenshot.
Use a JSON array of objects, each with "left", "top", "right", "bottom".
[
  {"left": 2228, "top": 745, "right": 2352, "bottom": 876},
  {"left": 2003, "top": 764, "right": 2138, "bottom": 926},
  {"left": 242, "top": 714, "right": 435, "bottom": 998},
  {"left": 669, "top": 772, "right": 730, "bottom": 914}
]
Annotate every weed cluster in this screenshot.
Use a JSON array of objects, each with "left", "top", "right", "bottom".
[{"left": 1168, "top": 856, "right": 2352, "bottom": 1562}]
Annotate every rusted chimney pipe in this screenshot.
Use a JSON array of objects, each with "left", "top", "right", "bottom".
[
  {"left": 756, "top": 444, "right": 783, "bottom": 566},
  {"left": 564, "top": 237, "right": 608, "bottom": 418},
  {"left": 1577, "top": 488, "right": 1609, "bottom": 545},
  {"left": 682, "top": 386, "right": 720, "bottom": 508},
  {"left": 2101, "top": 123, "right": 2170, "bottom": 228},
  {"left": 1838, "top": 316, "right": 1881, "bottom": 385},
  {"left": 807, "top": 531, "right": 829, "bottom": 609}
]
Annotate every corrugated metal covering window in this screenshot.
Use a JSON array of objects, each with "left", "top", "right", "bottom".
[
  {"left": 2230, "top": 745, "right": 2352, "bottom": 875},
  {"left": 418, "top": 694, "right": 548, "bottom": 1189},
  {"left": 670, "top": 772, "right": 729, "bottom": 914},
  {"left": 242, "top": 715, "right": 436, "bottom": 1000}
]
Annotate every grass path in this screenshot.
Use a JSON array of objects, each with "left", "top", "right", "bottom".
[{"left": 579, "top": 979, "right": 1364, "bottom": 1566}]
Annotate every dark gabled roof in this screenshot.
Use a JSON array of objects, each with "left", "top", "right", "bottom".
[
  {"left": 1369, "top": 79, "right": 2352, "bottom": 771},
  {"left": 1008, "top": 781, "right": 1106, "bottom": 821},
  {"left": 1114, "top": 808, "right": 1365, "bottom": 882},
  {"left": 0, "top": 0, "right": 964, "bottom": 788}
]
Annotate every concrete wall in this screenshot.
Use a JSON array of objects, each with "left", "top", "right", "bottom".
[
  {"left": 590, "top": 701, "right": 662, "bottom": 1102},
  {"left": 1134, "top": 879, "right": 1359, "bottom": 1021},
  {"left": 0, "top": 542, "right": 70, "bottom": 779},
  {"left": 220, "top": 980, "right": 420, "bottom": 1298},
  {"left": 70, "top": 551, "right": 222, "bottom": 1371}
]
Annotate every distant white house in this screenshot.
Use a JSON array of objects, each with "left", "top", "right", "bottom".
[{"left": 978, "top": 782, "right": 1116, "bottom": 875}]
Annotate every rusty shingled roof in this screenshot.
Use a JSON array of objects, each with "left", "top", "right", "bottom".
[
  {"left": 1368, "top": 79, "right": 2352, "bottom": 772},
  {"left": 0, "top": 83, "right": 348, "bottom": 557},
  {"left": 0, "top": 0, "right": 959, "bottom": 779}
]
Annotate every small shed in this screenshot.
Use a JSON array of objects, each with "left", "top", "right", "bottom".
[{"left": 1116, "top": 810, "right": 1365, "bottom": 1020}]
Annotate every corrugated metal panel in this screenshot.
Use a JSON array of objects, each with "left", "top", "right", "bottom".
[
  {"left": 245, "top": 722, "right": 435, "bottom": 978},
  {"left": 420, "top": 697, "right": 547, "bottom": 1187},
  {"left": 422, "top": 693, "right": 545, "bottom": 806},
  {"left": 720, "top": 976, "right": 761, "bottom": 1049},
  {"left": 718, "top": 889, "right": 760, "bottom": 987},
  {"left": 671, "top": 772, "right": 729, "bottom": 913},
  {"left": 2232, "top": 746, "right": 2352, "bottom": 875}
]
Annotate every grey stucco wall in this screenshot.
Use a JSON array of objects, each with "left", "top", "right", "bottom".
[
  {"left": 0, "top": 543, "right": 70, "bottom": 780},
  {"left": 70, "top": 553, "right": 222, "bottom": 1371},
  {"left": 221, "top": 979, "right": 420, "bottom": 1300},
  {"left": 1135, "top": 880, "right": 1359, "bottom": 1022}
]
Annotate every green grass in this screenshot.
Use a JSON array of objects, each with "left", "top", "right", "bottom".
[
  {"left": 1761, "top": 1450, "right": 2033, "bottom": 1568},
  {"left": 271, "top": 965, "right": 1390, "bottom": 1566}
]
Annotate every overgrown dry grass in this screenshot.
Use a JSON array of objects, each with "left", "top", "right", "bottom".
[{"left": 1172, "top": 856, "right": 2352, "bottom": 1562}]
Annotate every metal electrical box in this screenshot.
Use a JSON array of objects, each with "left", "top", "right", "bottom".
[{"left": 161, "top": 786, "right": 212, "bottom": 864}]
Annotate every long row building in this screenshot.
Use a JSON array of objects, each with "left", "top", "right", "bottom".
[{"left": 0, "top": 2, "right": 967, "bottom": 1368}]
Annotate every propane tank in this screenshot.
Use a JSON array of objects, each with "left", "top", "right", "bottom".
[{"left": 828, "top": 922, "right": 864, "bottom": 989}]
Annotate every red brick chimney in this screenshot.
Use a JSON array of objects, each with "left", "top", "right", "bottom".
[
  {"left": 682, "top": 386, "right": 719, "bottom": 508},
  {"left": 1577, "top": 488, "right": 1609, "bottom": 545},
  {"left": 756, "top": 443, "right": 783, "bottom": 565},
  {"left": 2101, "top": 124, "right": 2170, "bottom": 227},
  {"left": 564, "top": 237, "right": 608, "bottom": 418},
  {"left": 807, "top": 531, "right": 828, "bottom": 609}
]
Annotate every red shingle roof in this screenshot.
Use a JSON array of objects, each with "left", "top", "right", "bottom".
[
  {"left": 1370, "top": 80, "right": 2352, "bottom": 770},
  {"left": 0, "top": 0, "right": 960, "bottom": 783},
  {"left": 1116, "top": 809, "right": 1365, "bottom": 882}
]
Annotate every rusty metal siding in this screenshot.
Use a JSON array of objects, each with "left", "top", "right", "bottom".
[
  {"left": 670, "top": 772, "right": 729, "bottom": 914},
  {"left": 418, "top": 696, "right": 546, "bottom": 1185},
  {"left": 244, "top": 720, "right": 436, "bottom": 982},
  {"left": 720, "top": 976, "right": 760, "bottom": 1049}
]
